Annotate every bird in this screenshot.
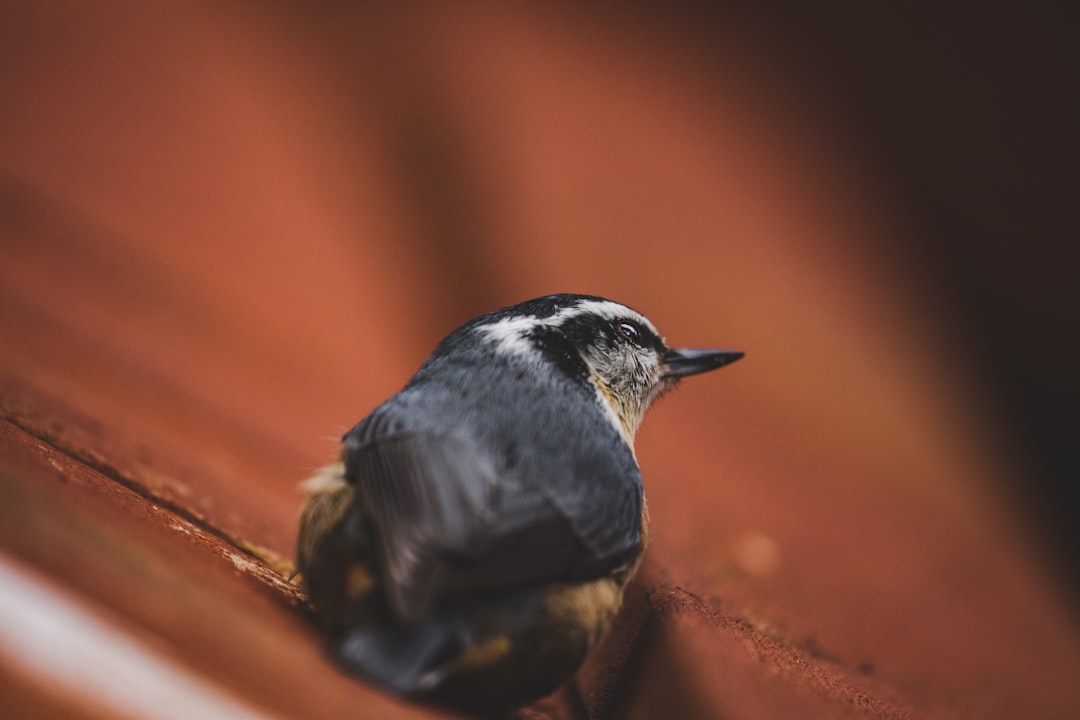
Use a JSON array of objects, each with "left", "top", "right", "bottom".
[{"left": 294, "top": 293, "right": 742, "bottom": 715}]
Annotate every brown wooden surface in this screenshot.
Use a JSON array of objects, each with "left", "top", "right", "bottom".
[{"left": 2, "top": 3, "right": 1079, "bottom": 719}]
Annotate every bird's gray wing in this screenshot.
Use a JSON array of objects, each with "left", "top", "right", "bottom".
[{"left": 343, "top": 429, "right": 639, "bottom": 623}]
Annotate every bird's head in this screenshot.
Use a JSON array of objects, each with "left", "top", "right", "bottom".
[{"left": 473, "top": 294, "right": 742, "bottom": 444}]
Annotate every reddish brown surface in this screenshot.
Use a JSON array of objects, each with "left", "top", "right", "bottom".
[{"left": 2, "top": 3, "right": 1079, "bottom": 719}]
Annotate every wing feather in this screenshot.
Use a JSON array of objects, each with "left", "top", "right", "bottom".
[{"left": 346, "top": 431, "right": 596, "bottom": 621}]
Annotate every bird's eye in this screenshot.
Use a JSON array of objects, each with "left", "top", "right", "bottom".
[{"left": 617, "top": 321, "right": 643, "bottom": 346}]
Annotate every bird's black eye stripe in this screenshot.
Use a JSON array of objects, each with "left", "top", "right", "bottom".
[{"left": 617, "top": 321, "right": 643, "bottom": 346}]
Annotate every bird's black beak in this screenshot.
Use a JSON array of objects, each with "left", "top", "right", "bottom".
[{"left": 663, "top": 348, "right": 744, "bottom": 378}]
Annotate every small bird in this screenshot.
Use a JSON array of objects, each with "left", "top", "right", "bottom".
[{"left": 295, "top": 294, "right": 742, "bottom": 714}]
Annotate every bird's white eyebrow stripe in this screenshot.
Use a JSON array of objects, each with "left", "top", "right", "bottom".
[
  {"left": 477, "top": 316, "right": 544, "bottom": 356},
  {"left": 552, "top": 301, "right": 659, "bottom": 336},
  {"left": 477, "top": 300, "right": 659, "bottom": 356}
]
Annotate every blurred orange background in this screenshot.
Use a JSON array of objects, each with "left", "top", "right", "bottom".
[{"left": 1, "top": 3, "right": 1077, "bottom": 718}]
